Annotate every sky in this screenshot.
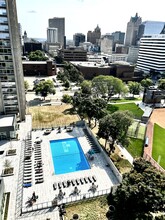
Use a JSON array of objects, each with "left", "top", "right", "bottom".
[{"left": 16, "top": 0, "right": 165, "bottom": 40}]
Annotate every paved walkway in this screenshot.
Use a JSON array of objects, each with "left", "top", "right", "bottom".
[{"left": 117, "top": 144, "right": 134, "bottom": 164}]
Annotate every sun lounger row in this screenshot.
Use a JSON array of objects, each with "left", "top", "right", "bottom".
[
  {"left": 53, "top": 175, "right": 97, "bottom": 190},
  {"left": 83, "top": 129, "right": 101, "bottom": 153},
  {"left": 34, "top": 143, "right": 44, "bottom": 184},
  {"left": 23, "top": 138, "right": 33, "bottom": 186}
]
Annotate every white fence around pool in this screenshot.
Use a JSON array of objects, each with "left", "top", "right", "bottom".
[{"left": 21, "top": 187, "right": 118, "bottom": 213}]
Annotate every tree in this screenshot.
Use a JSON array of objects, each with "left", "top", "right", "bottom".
[
  {"left": 98, "top": 111, "right": 133, "bottom": 152},
  {"left": 80, "top": 80, "right": 92, "bottom": 96},
  {"left": 158, "top": 79, "right": 165, "bottom": 90},
  {"left": 62, "top": 62, "right": 84, "bottom": 83},
  {"left": 24, "top": 80, "right": 29, "bottom": 91},
  {"left": 72, "top": 95, "right": 107, "bottom": 127},
  {"left": 63, "top": 80, "right": 70, "bottom": 90},
  {"left": 62, "top": 94, "right": 72, "bottom": 103},
  {"left": 77, "top": 97, "right": 96, "bottom": 126},
  {"left": 92, "top": 75, "right": 108, "bottom": 98},
  {"left": 92, "top": 98, "right": 107, "bottom": 126},
  {"left": 108, "top": 158, "right": 165, "bottom": 220},
  {"left": 140, "top": 78, "right": 153, "bottom": 88},
  {"left": 28, "top": 50, "right": 48, "bottom": 61},
  {"left": 128, "top": 81, "right": 142, "bottom": 97},
  {"left": 92, "top": 75, "right": 127, "bottom": 100},
  {"left": 34, "top": 80, "right": 55, "bottom": 100}
]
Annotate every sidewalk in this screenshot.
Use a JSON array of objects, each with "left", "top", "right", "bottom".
[{"left": 117, "top": 144, "right": 134, "bottom": 164}]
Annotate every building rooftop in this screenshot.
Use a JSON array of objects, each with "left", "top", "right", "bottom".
[
  {"left": 71, "top": 61, "right": 110, "bottom": 68},
  {"left": 0, "top": 115, "right": 14, "bottom": 127}
]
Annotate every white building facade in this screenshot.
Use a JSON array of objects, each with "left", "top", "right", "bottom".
[
  {"left": 136, "top": 34, "right": 165, "bottom": 72},
  {"left": 47, "top": 28, "right": 58, "bottom": 43}
]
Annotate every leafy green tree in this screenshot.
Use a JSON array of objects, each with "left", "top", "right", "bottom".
[
  {"left": 63, "top": 62, "right": 84, "bottom": 83},
  {"left": 80, "top": 80, "right": 92, "bottom": 96},
  {"left": 77, "top": 97, "right": 96, "bottom": 126},
  {"left": 34, "top": 80, "right": 55, "bottom": 100},
  {"left": 108, "top": 158, "right": 165, "bottom": 220},
  {"left": 92, "top": 98, "right": 107, "bottom": 126},
  {"left": 62, "top": 94, "right": 72, "bottom": 103},
  {"left": 28, "top": 50, "right": 48, "bottom": 61},
  {"left": 57, "top": 70, "right": 68, "bottom": 83},
  {"left": 64, "top": 80, "right": 70, "bottom": 90},
  {"left": 128, "top": 81, "right": 142, "bottom": 97},
  {"left": 98, "top": 111, "right": 133, "bottom": 152},
  {"left": 158, "top": 79, "right": 165, "bottom": 90},
  {"left": 92, "top": 75, "right": 127, "bottom": 100},
  {"left": 92, "top": 75, "right": 108, "bottom": 98},
  {"left": 140, "top": 78, "right": 153, "bottom": 88},
  {"left": 24, "top": 80, "right": 29, "bottom": 91}
]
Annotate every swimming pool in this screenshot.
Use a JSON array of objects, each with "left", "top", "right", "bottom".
[{"left": 50, "top": 138, "right": 90, "bottom": 174}]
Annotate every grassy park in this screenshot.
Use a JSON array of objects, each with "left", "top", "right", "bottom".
[
  {"left": 28, "top": 104, "right": 79, "bottom": 129},
  {"left": 127, "top": 138, "right": 144, "bottom": 158},
  {"left": 110, "top": 97, "right": 142, "bottom": 103},
  {"left": 107, "top": 103, "right": 144, "bottom": 120},
  {"left": 152, "top": 124, "right": 165, "bottom": 169}
]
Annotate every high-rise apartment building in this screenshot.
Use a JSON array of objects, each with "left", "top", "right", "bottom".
[
  {"left": 136, "top": 34, "right": 165, "bottom": 72},
  {"left": 47, "top": 28, "right": 58, "bottom": 43},
  {"left": 0, "top": 0, "right": 26, "bottom": 120},
  {"left": 137, "top": 21, "right": 165, "bottom": 40},
  {"left": 87, "top": 25, "right": 101, "bottom": 45},
  {"left": 125, "top": 13, "right": 142, "bottom": 46},
  {"left": 48, "top": 17, "right": 65, "bottom": 48},
  {"left": 73, "top": 33, "right": 85, "bottom": 46}
]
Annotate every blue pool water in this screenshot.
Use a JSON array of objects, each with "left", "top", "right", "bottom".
[{"left": 50, "top": 138, "right": 90, "bottom": 175}]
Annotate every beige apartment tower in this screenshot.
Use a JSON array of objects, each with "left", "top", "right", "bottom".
[{"left": 0, "top": 0, "right": 26, "bottom": 120}]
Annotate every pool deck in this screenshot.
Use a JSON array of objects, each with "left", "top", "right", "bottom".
[{"left": 0, "top": 115, "right": 120, "bottom": 219}]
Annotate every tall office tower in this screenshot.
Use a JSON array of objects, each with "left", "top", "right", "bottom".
[
  {"left": 47, "top": 28, "right": 58, "bottom": 43},
  {"left": 125, "top": 13, "right": 142, "bottom": 46},
  {"left": 137, "top": 21, "right": 165, "bottom": 40},
  {"left": 0, "top": 0, "right": 26, "bottom": 120},
  {"left": 48, "top": 17, "right": 65, "bottom": 48},
  {"left": 136, "top": 34, "right": 165, "bottom": 72},
  {"left": 73, "top": 33, "right": 85, "bottom": 46},
  {"left": 87, "top": 25, "right": 101, "bottom": 44},
  {"left": 100, "top": 35, "right": 114, "bottom": 55},
  {"left": 112, "top": 31, "right": 125, "bottom": 44}
]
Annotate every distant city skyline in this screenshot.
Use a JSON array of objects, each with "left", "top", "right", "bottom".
[{"left": 16, "top": 0, "right": 165, "bottom": 40}]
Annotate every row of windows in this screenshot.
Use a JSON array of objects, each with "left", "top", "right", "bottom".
[
  {"left": 2, "top": 88, "right": 17, "bottom": 93},
  {"left": 0, "top": 55, "right": 12, "bottom": 61},
  {"left": 0, "top": 40, "right": 11, "bottom": 48},
  {"left": 0, "top": 33, "right": 9, "bottom": 39},
  {"left": 0, "top": 1, "right": 6, "bottom": 7},
  {"left": 3, "top": 95, "right": 17, "bottom": 100},
  {"left": 5, "top": 105, "right": 18, "bottom": 110},
  {"left": 0, "top": 8, "right": 6, "bottom": 15},
  {"left": 0, "top": 62, "right": 13, "bottom": 68},
  {"left": 0, "top": 16, "right": 8, "bottom": 23},
  {"left": 0, "top": 24, "right": 8, "bottom": 31},
  {"left": 0, "top": 48, "right": 11, "bottom": 53},
  {"left": 0, "top": 69, "right": 14, "bottom": 74},
  {"left": 0, "top": 75, "right": 15, "bottom": 82}
]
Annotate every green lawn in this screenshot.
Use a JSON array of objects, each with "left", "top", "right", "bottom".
[
  {"left": 107, "top": 103, "right": 144, "bottom": 120},
  {"left": 152, "top": 123, "right": 165, "bottom": 169},
  {"left": 110, "top": 97, "right": 142, "bottom": 103},
  {"left": 127, "top": 138, "right": 144, "bottom": 158}
]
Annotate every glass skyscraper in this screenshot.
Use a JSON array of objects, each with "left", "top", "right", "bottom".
[{"left": 0, "top": 0, "right": 26, "bottom": 120}]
